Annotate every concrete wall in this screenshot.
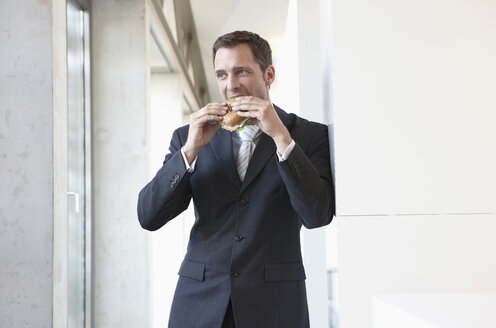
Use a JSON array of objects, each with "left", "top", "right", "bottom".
[
  {"left": 0, "top": 0, "right": 54, "bottom": 326},
  {"left": 91, "top": 0, "right": 150, "bottom": 326},
  {"left": 52, "top": 0, "right": 69, "bottom": 326},
  {"left": 332, "top": 0, "right": 496, "bottom": 327}
]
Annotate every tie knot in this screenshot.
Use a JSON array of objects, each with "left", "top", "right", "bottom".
[{"left": 239, "top": 125, "right": 258, "bottom": 142}]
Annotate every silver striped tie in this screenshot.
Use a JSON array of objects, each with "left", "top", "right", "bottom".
[{"left": 236, "top": 125, "right": 258, "bottom": 181}]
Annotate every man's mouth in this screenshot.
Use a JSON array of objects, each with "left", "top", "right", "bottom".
[{"left": 227, "top": 94, "right": 245, "bottom": 99}]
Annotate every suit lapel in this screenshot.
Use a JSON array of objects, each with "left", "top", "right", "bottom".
[
  {"left": 208, "top": 128, "right": 241, "bottom": 188},
  {"left": 208, "top": 106, "right": 294, "bottom": 192},
  {"left": 240, "top": 133, "right": 274, "bottom": 190},
  {"left": 240, "top": 106, "right": 293, "bottom": 192}
]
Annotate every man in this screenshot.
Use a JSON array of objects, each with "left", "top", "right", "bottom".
[{"left": 138, "top": 30, "right": 335, "bottom": 328}]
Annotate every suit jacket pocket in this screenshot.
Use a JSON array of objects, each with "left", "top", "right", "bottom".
[
  {"left": 178, "top": 259, "right": 205, "bottom": 281},
  {"left": 264, "top": 262, "right": 306, "bottom": 282}
]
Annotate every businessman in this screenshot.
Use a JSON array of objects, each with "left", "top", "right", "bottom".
[{"left": 138, "top": 30, "right": 335, "bottom": 328}]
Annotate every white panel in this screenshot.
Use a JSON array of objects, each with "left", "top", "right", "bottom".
[
  {"left": 336, "top": 214, "right": 496, "bottom": 328},
  {"left": 372, "top": 293, "right": 496, "bottom": 328},
  {"left": 332, "top": 0, "right": 496, "bottom": 215},
  {"left": 297, "top": 0, "right": 331, "bottom": 326},
  {"left": 372, "top": 297, "right": 439, "bottom": 328}
]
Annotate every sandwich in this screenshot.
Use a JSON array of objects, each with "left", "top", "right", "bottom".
[{"left": 219, "top": 97, "right": 251, "bottom": 132}]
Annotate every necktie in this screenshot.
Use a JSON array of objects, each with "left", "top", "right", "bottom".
[{"left": 236, "top": 125, "right": 258, "bottom": 181}]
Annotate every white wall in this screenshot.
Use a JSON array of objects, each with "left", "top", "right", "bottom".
[
  {"left": 338, "top": 215, "right": 496, "bottom": 327},
  {"left": 0, "top": 0, "right": 55, "bottom": 326},
  {"left": 92, "top": 0, "right": 150, "bottom": 326},
  {"left": 296, "top": 0, "right": 333, "bottom": 326},
  {"left": 332, "top": 0, "right": 496, "bottom": 215},
  {"left": 332, "top": 0, "right": 496, "bottom": 327},
  {"left": 271, "top": 0, "right": 336, "bottom": 326}
]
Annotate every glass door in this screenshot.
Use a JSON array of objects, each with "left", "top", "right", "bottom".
[{"left": 67, "top": 0, "right": 91, "bottom": 326}]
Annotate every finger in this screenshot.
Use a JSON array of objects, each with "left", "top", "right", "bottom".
[
  {"left": 199, "top": 113, "right": 225, "bottom": 123},
  {"left": 233, "top": 95, "right": 257, "bottom": 104},
  {"left": 206, "top": 102, "right": 227, "bottom": 111},
  {"left": 231, "top": 99, "right": 268, "bottom": 113},
  {"left": 235, "top": 111, "right": 264, "bottom": 124},
  {"left": 231, "top": 104, "right": 260, "bottom": 115},
  {"left": 199, "top": 105, "right": 227, "bottom": 118},
  {"left": 191, "top": 110, "right": 225, "bottom": 124},
  {"left": 233, "top": 109, "right": 256, "bottom": 117}
]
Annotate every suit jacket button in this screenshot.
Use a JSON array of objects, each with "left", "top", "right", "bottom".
[
  {"left": 239, "top": 199, "right": 247, "bottom": 206},
  {"left": 230, "top": 271, "right": 239, "bottom": 278},
  {"left": 170, "top": 173, "right": 180, "bottom": 188},
  {"left": 234, "top": 234, "right": 244, "bottom": 241},
  {"left": 292, "top": 163, "right": 302, "bottom": 178}
]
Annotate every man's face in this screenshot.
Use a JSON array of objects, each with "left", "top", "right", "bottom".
[{"left": 214, "top": 43, "right": 274, "bottom": 101}]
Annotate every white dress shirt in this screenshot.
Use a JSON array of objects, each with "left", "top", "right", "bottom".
[{"left": 181, "top": 127, "right": 295, "bottom": 172}]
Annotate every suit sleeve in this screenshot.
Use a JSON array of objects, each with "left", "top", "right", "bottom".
[
  {"left": 137, "top": 128, "right": 193, "bottom": 231},
  {"left": 277, "top": 123, "right": 335, "bottom": 229}
]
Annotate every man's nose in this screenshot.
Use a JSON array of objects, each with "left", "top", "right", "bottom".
[{"left": 227, "top": 74, "right": 240, "bottom": 89}]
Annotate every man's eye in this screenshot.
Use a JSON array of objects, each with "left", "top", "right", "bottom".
[
  {"left": 237, "top": 69, "right": 248, "bottom": 75},
  {"left": 216, "top": 73, "right": 227, "bottom": 80}
]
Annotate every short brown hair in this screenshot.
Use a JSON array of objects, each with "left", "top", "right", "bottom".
[{"left": 212, "top": 30, "right": 273, "bottom": 72}]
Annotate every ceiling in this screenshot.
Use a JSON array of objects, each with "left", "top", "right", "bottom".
[{"left": 189, "top": 0, "right": 290, "bottom": 102}]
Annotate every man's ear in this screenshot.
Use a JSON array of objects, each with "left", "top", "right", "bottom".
[{"left": 264, "top": 65, "right": 275, "bottom": 86}]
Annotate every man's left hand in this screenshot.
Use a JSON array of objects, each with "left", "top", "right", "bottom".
[{"left": 232, "top": 96, "right": 292, "bottom": 153}]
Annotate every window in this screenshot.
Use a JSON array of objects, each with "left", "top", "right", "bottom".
[{"left": 67, "top": 0, "right": 91, "bottom": 326}]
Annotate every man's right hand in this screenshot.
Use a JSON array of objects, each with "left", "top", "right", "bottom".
[{"left": 182, "top": 102, "right": 227, "bottom": 164}]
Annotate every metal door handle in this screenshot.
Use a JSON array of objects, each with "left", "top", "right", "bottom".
[{"left": 67, "top": 192, "right": 80, "bottom": 213}]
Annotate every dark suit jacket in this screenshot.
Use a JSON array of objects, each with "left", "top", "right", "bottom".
[{"left": 138, "top": 106, "right": 335, "bottom": 328}]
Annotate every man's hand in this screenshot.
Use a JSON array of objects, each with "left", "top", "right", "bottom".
[
  {"left": 232, "top": 96, "right": 292, "bottom": 154},
  {"left": 183, "top": 102, "right": 227, "bottom": 164}
]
